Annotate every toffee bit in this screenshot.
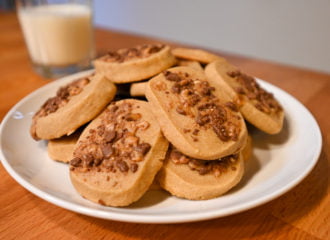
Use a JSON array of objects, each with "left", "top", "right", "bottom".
[
  {"left": 105, "top": 44, "right": 164, "bottom": 62},
  {"left": 72, "top": 101, "right": 153, "bottom": 174},
  {"left": 183, "top": 128, "right": 191, "bottom": 133},
  {"left": 125, "top": 113, "right": 142, "bottom": 121},
  {"left": 101, "top": 143, "right": 114, "bottom": 158},
  {"left": 196, "top": 113, "right": 211, "bottom": 126},
  {"left": 104, "top": 130, "right": 116, "bottom": 143},
  {"left": 171, "top": 83, "right": 181, "bottom": 94},
  {"left": 192, "top": 129, "right": 199, "bottom": 135},
  {"left": 170, "top": 148, "right": 239, "bottom": 177},
  {"left": 235, "top": 87, "right": 246, "bottom": 94},
  {"left": 163, "top": 71, "right": 181, "bottom": 81},
  {"left": 70, "top": 157, "right": 82, "bottom": 167},
  {"left": 226, "top": 70, "right": 240, "bottom": 78},
  {"left": 134, "top": 143, "right": 151, "bottom": 155},
  {"left": 225, "top": 102, "right": 239, "bottom": 112},
  {"left": 94, "top": 158, "right": 102, "bottom": 166},
  {"left": 212, "top": 124, "right": 231, "bottom": 141},
  {"left": 176, "top": 106, "right": 186, "bottom": 115},
  {"left": 97, "top": 125, "right": 105, "bottom": 136},
  {"left": 116, "top": 160, "right": 129, "bottom": 172},
  {"left": 130, "top": 163, "right": 139, "bottom": 173},
  {"left": 110, "top": 105, "right": 119, "bottom": 113}
]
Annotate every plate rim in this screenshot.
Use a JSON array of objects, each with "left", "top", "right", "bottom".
[{"left": 0, "top": 70, "right": 322, "bottom": 223}]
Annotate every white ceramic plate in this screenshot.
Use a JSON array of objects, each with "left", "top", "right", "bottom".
[{"left": 0, "top": 70, "right": 322, "bottom": 223}]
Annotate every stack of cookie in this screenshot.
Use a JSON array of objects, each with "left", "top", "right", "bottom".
[{"left": 30, "top": 44, "right": 284, "bottom": 206}]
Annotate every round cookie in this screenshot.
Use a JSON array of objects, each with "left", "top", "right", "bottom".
[
  {"left": 94, "top": 44, "right": 176, "bottom": 83},
  {"left": 130, "top": 81, "right": 147, "bottom": 97},
  {"left": 205, "top": 61, "right": 284, "bottom": 134},
  {"left": 145, "top": 66, "right": 247, "bottom": 160},
  {"left": 242, "top": 134, "right": 253, "bottom": 162},
  {"left": 47, "top": 130, "right": 81, "bottom": 163},
  {"left": 31, "top": 74, "right": 117, "bottom": 140},
  {"left": 157, "top": 146, "right": 244, "bottom": 200},
  {"left": 177, "top": 59, "right": 204, "bottom": 71},
  {"left": 172, "top": 47, "right": 227, "bottom": 64},
  {"left": 69, "top": 99, "right": 169, "bottom": 207}
]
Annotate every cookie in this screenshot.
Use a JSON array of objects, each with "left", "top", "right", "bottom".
[
  {"left": 145, "top": 66, "right": 247, "bottom": 160},
  {"left": 130, "top": 81, "right": 147, "bottom": 97},
  {"left": 47, "top": 130, "right": 81, "bottom": 163},
  {"left": 177, "top": 59, "right": 203, "bottom": 71},
  {"left": 69, "top": 99, "right": 169, "bottom": 207},
  {"left": 94, "top": 44, "right": 176, "bottom": 83},
  {"left": 31, "top": 74, "right": 116, "bottom": 140},
  {"left": 242, "top": 134, "right": 253, "bottom": 161},
  {"left": 172, "top": 47, "right": 227, "bottom": 64},
  {"left": 157, "top": 146, "right": 244, "bottom": 200},
  {"left": 205, "top": 61, "right": 284, "bottom": 134}
]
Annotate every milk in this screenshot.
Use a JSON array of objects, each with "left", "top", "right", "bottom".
[{"left": 18, "top": 4, "right": 94, "bottom": 66}]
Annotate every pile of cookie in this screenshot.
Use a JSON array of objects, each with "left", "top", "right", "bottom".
[{"left": 30, "top": 44, "right": 284, "bottom": 207}]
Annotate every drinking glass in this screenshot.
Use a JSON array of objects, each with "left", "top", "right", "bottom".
[{"left": 17, "top": 0, "right": 95, "bottom": 78}]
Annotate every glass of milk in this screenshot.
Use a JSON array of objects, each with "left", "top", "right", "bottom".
[{"left": 17, "top": 0, "right": 95, "bottom": 78}]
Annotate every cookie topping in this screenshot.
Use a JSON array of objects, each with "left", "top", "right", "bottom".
[
  {"left": 104, "top": 44, "right": 165, "bottom": 63},
  {"left": 30, "top": 77, "right": 91, "bottom": 140},
  {"left": 169, "top": 147, "right": 239, "bottom": 177},
  {"left": 36, "top": 77, "right": 90, "bottom": 118},
  {"left": 162, "top": 70, "right": 241, "bottom": 142},
  {"left": 70, "top": 101, "right": 151, "bottom": 174},
  {"left": 227, "top": 70, "right": 282, "bottom": 114}
]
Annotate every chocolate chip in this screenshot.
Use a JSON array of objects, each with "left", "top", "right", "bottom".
[
  {"left": 227, "top": 70, "right": 240, "bottom": 78},
  {"left": 101, "top": 143, "right": 114, "bottom": 158},
  {"left": 97, "top": 125, "right": 105, "bottom": 136},
  {"left": 134, "top": 143, "right": 151, "bottom": 155},
  {"left": 198, "top": 167, "right": 211, "bottom": 175},
  {"left": 94, "top": 158, "right": 102, "bottom": 166},
  {"left": 196, "top": 113, "right": 210, "bottom": 126},
  {"left": 171, "top": 83, "right": 181, "bottom": 94},
  {"left": 110, "top": 105, "right": 119, "bottom": 113},
  {"left": 82, "top": 153, "right": 94, "bottom": 167},
  {"left": 225, "top": 102, "right": 239, "bottom": 112},
  {"left": 235, "top": 87, "right": 246, "bottom": 94},
  {"left": 104, "top": 130, "right": 116, "bottom": 143},
  {"left": 148, "top": 45, "right": 162, "bottom": 54},
  {"left": 212, "top": 124, "right": 230, "bottom": 141},
  {"left": 192, "top": 129, "right": 199, "bottom": 135},
  {"left": 116, "top": 160, "right": 129, "bottom": 172},
  {"left": 197, "top": 102, "right": 216, "bottom": 111},
  {"left": 163, "top": 71, "right": 181, "bottom": 82},
  {"left": 70, "top": 157, "right": 82, "bottom": 167},
  {"left": 187, "top": 94, "right": 200, "bottom": 106},
  {"left": 130, "top": 163, "right": 138, "bottom": 173},
  {"left": 210, "top": 107, "right": 227, "bottom": 124}
]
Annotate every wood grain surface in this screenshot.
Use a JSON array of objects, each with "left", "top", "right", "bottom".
[{"left": 0, "top": 12, "right": 329, "bottom": 240}]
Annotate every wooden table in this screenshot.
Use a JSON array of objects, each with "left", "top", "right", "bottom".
[{"left": 1, "top": 12, "right": 329, "bottom": 240}]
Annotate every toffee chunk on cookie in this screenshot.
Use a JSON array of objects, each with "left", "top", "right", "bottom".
[
  {"left": 69, "top": 99, "right": 168, "bottom": 207},
  {"left": 94, "top": 44, "right": 176, "bottom": 83},
  {"left": 157, "top": 146, "right": 245, "bottom": 200},
  {"left": 145, "top": 66, "right": 247, "bottom": 160},
  {"left": 30, "top": 74, "right": 117, "bottom": 140},
  {"left": 205, "top": 61, "right": 284, "bottom": 134}
]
